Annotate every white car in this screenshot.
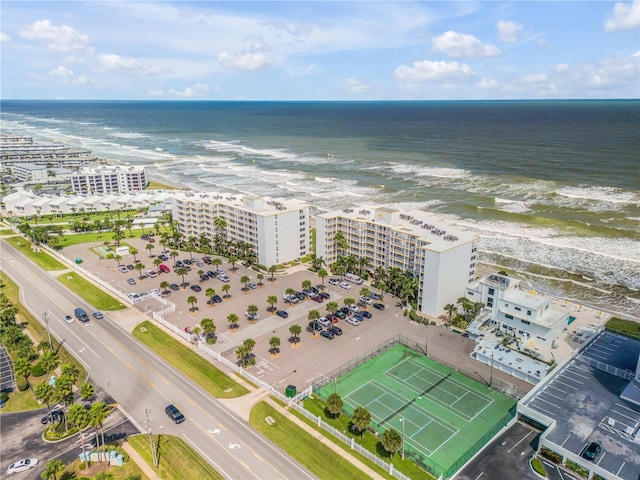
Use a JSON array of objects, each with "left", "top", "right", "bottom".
[
  {"left": 7, "top": 458, "right": 39, "bottom": 474},
  {"left": 317, "top": 316, "right": 331, "bottom": 327},
  {"left": 150, "top": 288, "right": 160, "bottom": 296},
  {"left": 218, "top": 274, "right": 230, "bottom": 282},
  {"left": 359, "top": 296, "right": 373, "bottom": 305},
  {"left": 244, "top": 312, "right": 260, "bottom": 320},
  {"left": 339, "top": 282, "right": 351, "bottom": 290},
  {"left": 349, "top": 304, "right": 360, "bottom": 313},
  {"left": 346, "top": 317, "right": 360, "bottom": 326},
  {"left": 328, "top": 278, "right": 339, "bottom": 286},
  {"left": 63, "top": 315, "right": 74, "bottom": 324}
]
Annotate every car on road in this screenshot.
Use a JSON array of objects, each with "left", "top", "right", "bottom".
[
  {"left": 339, "top": 282, "right": 351, "bottom": 290},
  {"left": 165, "top": 404, "right": 185, "bottom": 424},
  {"left": 244, "top": 311, "right": 260, "bottom": 321},
  {"left": 372, "top": 303, "right": 385, "bottom": 310},
  {"left": 63, "top": 315, "right": 74, "bottom": 324},
  {"left": 328, "top": 278, "right": 339, "bottom": 286},
  {"left": 327, "top": 326, "right": 343, "bottom": 336},
  {"left": 127, "top": 278, "right": 136, "bottom": 285},
  {"left": 308, "top": 321, "right": 323, "bottom": 332},
  {"left": 346, "top": 317, "right": 360, "bottom": 326},
  {"left": 118, "top": 265, "right": 129, "bottom": 273},
  {"left": 247, "top": 282, "right": 258, "bottom": 289},
  {"left": 320, "top": 330, "right": 334, "bottom": 340},
  {"left": 276, "top": 310, "right": 288, "bottom": 318},
  {"left": 190, "top": 285, "right": 202, "bottom": 292},
  {"left": 582, "top": 442, "right": 601, "bottom": 461},
  {"left": 169, "top": 283, "right": 180, "bottom": 291},
  {"left": 7, "top": 458, "right": 39, "bottom": 475},
  {"left": 92, "top": 311, "right": 103, "bottom": 320},
  {"left": 41, "top": 409, "right": 64, "bottom": 424}
]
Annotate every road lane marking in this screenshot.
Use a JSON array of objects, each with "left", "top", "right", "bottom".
[{"left": 182, "top": 433, "right": 232, "bottom": 480}]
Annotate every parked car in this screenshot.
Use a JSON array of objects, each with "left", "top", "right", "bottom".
[
  {"left": 202, "top": 256, "right": 212, "bottom": 264},
  {"left": 327, "top": 326, "right": 343, "bottom": 336},
  {"left": 346, "top": 317, "right": 361, "bottom": 326},
  {"left": 360, "top": 310, "right": 372, "bottom": 319},
  {"left": 360, "top": 296, "right": 373, "bottom": 305},
  {"left": 244, "top": 311, "right": 260, "bottom": 321},
  {"left": 340, "top": 307, "right": 350, "bottom": 315},
  {"left": 369, "top": 292, "right": 382, "bottom": 300},
  {"left": 334, "top": 311, "right": 347, "bottom": 320},
  {"left": 320, "top": 330, "right": 335, "bottom": 340},
  {"left": 308, "top": 321, "right": 323, "bottom": 332},
  {"left": 126, "top": 264, "right": 134, "bottom": 270},
  {"left": 328, "top": 278, "right": 339, "bottom": 286},
  {"left": 183, "top": 259, "right": 191, "bottom": 265},
  {"left": 169, "top": 283, "right": 180, "bottom": 291},
  {"left": 41, "top": 409, "right": 64, "bottom": 424},
  {"left": 582, "top": 442, "right": 601, "bottom": 461},
  {"left": 348, "top": 304, "right": 360, "bottom": 312},
  {"left": 92, "top": 311, "right": 103, "bottom": 320},
  {"left": 150, "top": 288, "right": 160, "bottom": 296},
  {"left": 63, "top": 315, "right": 74, "bottom": 324},
  {"left": 319, "top": 292, "right": 330, "bottom": 300},
  {"left": 159, "top": 264, "right": 170, "bottom": 273},
  {"left": 146, "top": 270, "right": 157, "bottom": 278},
  {"left": 218, "top": 274, "right": 230, "bottom": 282},
  {"left": 158, "top": 254, "right": 169, "bottom": 261},
  {"left": 165, "top": 404, "right": 185, "bottom": 424},
  {"left": 176, "top": 260, "right": 184, "bottom": 267},
  {"left": 339, "top": 282, "right": 351, "bottom": 290},
  {"left": 311, "top": 295, "right": 323, "bottom": 303},
  {"left": 283, "top": 293, "right": 299, "bottom": 304},
  {"left": 7, "top": 458, "right": 38, "bottom": 475},
  {"left": 200, "top": 275, "right": 209, "bottom": 282},
  {"left": 373, "top": 303, "right": 385, "bottom": 310},
  {"left": 211, "top": 294, "right": 223, "bottom": 303},
  {"left": 118, "top": 265, "right": 129, "bottom": 273},
  {"left": 317, "top": 316, "right": 331, "bottom": 327},
  {"left": 295, "top": 291, "right": 306, "bottom": 301},
  {"left": 190, "top": 285, "right": 202, "bottom": 292},
  {"left": 247, "top": 282, "right": 258, "bottom": 289},
  {"left": 276, "top": 310, "right": 289, "bottom": 318}
]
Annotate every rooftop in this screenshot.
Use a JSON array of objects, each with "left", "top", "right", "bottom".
[{"left": 173, "top": 191, "right": 308, "bottom": 214}]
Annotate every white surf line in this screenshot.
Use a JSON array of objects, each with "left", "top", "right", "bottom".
[
  {"left": 182, "top": 433, "right": 233, "bottom": 480},
  {"left": 507, "top": 430, "right": 533, "bottom": 453}
]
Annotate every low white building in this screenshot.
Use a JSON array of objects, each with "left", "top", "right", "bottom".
[
  {"left": 171, "top": 192, "right": 310, "bottom": 266},
  {"left": 316, "top": 206, "right": 478, "bottom": 316},
  {"left": 466, "top": 274, "right": 569, "bottom": 349},
  {"left": 70, "top": 165, "right": 147, "bottom": 194},
  {"left": 9, "top": 163, "right": 50, "bottom": 182}
]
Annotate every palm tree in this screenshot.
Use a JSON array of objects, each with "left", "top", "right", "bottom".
[
  {"left": 130, "top": 247, "right": 139, "bottom": 263},
  {"left": 89, "top": 402, "right": 110, "bottom": 461},
  {"left": 14, "top": 357, "right": 32, "bottom": 391},
  {"left": 269, "top": 336, "right": 281, "bottom": 356},
  {"left": 34, "top": 382, "right": 54, "bottom": 414},
  {"left": 221, "top": 283, "right": 231, "bottom": 298},
  {"left": 257, "top": 273, "right": 264, "bottom": 286},
  {"left": 240, "top": 275, "right": 250, "bottom": 292},
  {"left": 326, "top": 301, "right": 339, "bottom": 316},
  {"left": 200, "top": 318, "right": 216, "bottom": 343},
  {"left": 247, "top": 304, "right": 259, "bottom": 322},
  {"left": 332, "top": 262, "right": 346, "bottom": 279},
  {"left": 205, "top": 287, "right": 216, "bottom": 306},
  {"left": 61, "top": 363, "right": 80, "bottom": 385},
  {"left": 113, "top": 254, "right": 123, "bottom": 267},
  {"left": 95, "top": 473, "right": 115, "bottom": 480},
  {"left": 67, "top": 403, "right": 89, "bottom": 431},
  {"left": 302, "top": 279, "right": 312, "bottom": 292},
  {"left": 153, "top": 257, "right": 162, "bottom": 272},
  {"left": 317, "top": 268, "right": 328, "bottom": 285},
  {"left": 79, "top": 381, "right": 95, "bottom": 401},
  {"left": 308, "top": 309, "right": 320, "bottom": 335},
  {"left": 135, "top": 262, "right": 146, "bottom": 280},
  {"left": 160, "top": 280, "right": 170, "bottom": 295},
  {"left": 187, "top": 295, "right": 198, "bottom": 312},
  {"left": 444, "top": 303, "right": 457, "bottom": 322},
  {"left": 285, "top": 287, "right": 296, "bottom": 304},
  {"left": 170, "top": 250, "right": 179, "bottom": 266},
  {"left": 176, "top": 266, "right": 188, "bottom": 287},
  {"left": 381, "top": 428, "right": 403, "bottom": 458},
  {"left": 267, "top": 295, "right": 278, "bottom": 312},
  {"left": 343, "top": 297, "right": 356, "bottom": 309},
  {"left": 41, "top": 349, "right": 60, "bottom": 376},
  {"left": 229, "top": 255, "right": 238, "bottom": 270},
  {"left": 289, "top": 324, "right": 302, "bottom": 345},
  {"left": 359, "top": 287, "right": 371, "bottom": 306},
  {"left": 146, "top": 243, "right": 154, "bottom": 257},
  {"left": 351, "top": 406, "right": 372, "bottom": 437},
  {"left": 227, "top": 313, "right": 239, "bottom": 330},
  {"left": 41, "top": 459, "right": 65, "bottom": 480},
  {"left": 326, "top": 393, "right": 344, "bottom": 419},
  {"left": 198, "top": 269, "right": 205, "bottom": 282},
  {"left": 268, "top": 265, "right": 277, "bottom": 282},
  {"left": 212, "top": 257, "right": 223, "bottom": 270},
  {"left": 334, "top": 230, "right": 348, "bottom": 257}
]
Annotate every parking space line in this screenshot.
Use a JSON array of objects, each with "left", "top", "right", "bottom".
[
  {"left": 507, "top": 430, "right": 533, "bottom": 453},
  {"left": 615, "top": 402, "right": 640, "bottom": 415},
  {"left": 596, "top": 451, "right": 606, "bottom": 465},
  {"left": 561, "top": 433, "right": 571, "bottom": 447},
  {"left": 541, "top": 390, "right": 564, "bottom": 402},
  {"left": 565, "top": 368, "right": 590, "bottom": 380},
  {"left": 617, "top": 461, "right": 626, "bottom": 476},
  {"left": 610, "top": 408, "right": 637, "bottom": 423},
  {"left": 533, "top": 396, "right": 561, "bottom": 409},
  {"left": 559, "top": 375, "right": 583, "bottom": 386},
  {"left": 547, "top": 383, "right": 573, "bottom": 394}
]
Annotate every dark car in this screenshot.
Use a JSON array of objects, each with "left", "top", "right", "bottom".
[
  {"left": 169, "top": 283, "right": 180, "bottom": 291},
  {"left": 582, "top": 442, "right": 601, "bottom": 461},
  {"left": 295, "top": 291, "right": 306, "bottom": 301},
  {"left": 311, "top": 295, "right": 323, "bottom": 303},
  {"left": 276, "top": 310, "right": 289, "bottom": 318},
  {"left": 327, "top": 326, "right": 343, "bottom": 336},
  {"left": 319, "top": 292, "right": 330, "bottom": 300},
  {"left": 126, "top": 264, "right": 134, "bottom": 270},
  {"left": 334, "top": 311, "right": 347, "bottom": 320},
  {"left": 360, "top": 310, "right": 372, "bottom": 318},
  {"left": 320, "top": 330, "right": 335, "bottom": 340},
  {"left": 340, "top": 307, "right": 350, "bottom": 315},
  {"left": 202, "top": 256, "right": 212, "bottom": 264},
  {"left": 211, "top": 295, "right": 223, "bottom": 303},
  {"left": 207, "top": 270, "right": 216, "bottom": 277},
  {"left": 165, "top": 404, "right": 185, "bottom": 424},
  {"left": 190, "top": 285, "right": 202, "bottom": 292},
  {"left": 41, "top": 409, "right": 64, "bottom": 424},
  {"left": 369, "top": 292, "right": 382, "bottom": 300},
  {"left": 200, "top": 275, "right": 209, "bottom": 282},
  {"left": 308, "top": 321, "right": 323, "bottom": 332},
  {"left": 373, "top": 303, "right": 385, "bottom": 310},
  {"left": 183, "top": 259, "right": 191, "bottom": 265}
]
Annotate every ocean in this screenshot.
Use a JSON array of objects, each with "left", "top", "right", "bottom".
[{"left": 1, "top": 100, "right": 639, "bottom": 318}]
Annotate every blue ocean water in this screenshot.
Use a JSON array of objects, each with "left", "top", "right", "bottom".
[{"left": 1, "top": 100, "right": 639, "bottom": 317}]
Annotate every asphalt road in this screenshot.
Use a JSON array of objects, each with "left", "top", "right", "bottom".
[{"left": 1, "top": 239, "right": 315, "bottom": 480}]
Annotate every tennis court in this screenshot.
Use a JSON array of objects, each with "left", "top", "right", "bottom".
[{"left": 315, "top": 344, "right": 517, "bottom": 478}]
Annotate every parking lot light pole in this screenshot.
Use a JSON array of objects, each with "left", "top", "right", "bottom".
[
  {"left": 43, "top": 311, "right": 53, "bottom": 350},
  {"left": 400, "top": 417, "right": 405, "bottom": 460}
]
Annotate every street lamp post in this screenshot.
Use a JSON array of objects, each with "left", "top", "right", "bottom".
[
  {"left": 43, "top": 311, "right": 53, "bottom": 350},
  {"left": 400, "top": 417, "right": 405, "bottom": 460}
]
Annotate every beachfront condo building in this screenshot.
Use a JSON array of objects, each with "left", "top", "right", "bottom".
[
  {"left": 315, "top": 207, "right": 478, "bottom": 316},
  {"left": 171, "top": 192, "right": 310, "bottom": 267},
  {"left": 466, "top": 273, "right": 568, "bottom": 349},
  {"left": 70, "top": 165, "right": 148, "bottom": 194},
  {"left": 0, "top": 135, "right": 97, "bottom": 171}
]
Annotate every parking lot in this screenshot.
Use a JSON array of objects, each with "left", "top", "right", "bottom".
[{"left": 60, "top": 237, "right": 533, "bottom": 399}]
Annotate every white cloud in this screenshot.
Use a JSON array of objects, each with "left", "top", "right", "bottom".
[
  {"left": 497, "top": 21, "right": 524, "bottom": 43},
  {"left": 98, "top": 54, "right": 166, "bottom": 76},
  {"left": 522, "top": 73, "right": 548, "bottom": 84},
  {"left": 48, "top": 66, "right": 91, "bottom": 85},
  {"left": 478, "top": 78, "right": 500, "bottom": 89},
  {"left": 432, "top": 31, "right": 500, "bottom": 58},
  {"left": 147, "top": 89, "right": 164, "bottom": 97},
  {"left": 169, "top": 84, "right": 210, "bottom": 98},
  {"left": 394, "top": 59, "right": 474, "bottom": 82},
  {"left": 287, "top": 64, "right": 318, "bottom": 78},
  {"left": 554, "top": 64, "right": 569, "bottom": 73},
  {"left": 218, "top": 52, "right": 272, "bottom": 71},
  {"left": 343, "top": 78, "right": 370, "bottom": 94},
  {"left": 605, "top": 0, "right": 640, "bottom": 31},
  {"left": 0, "top": 32, "right": 11, "bottom": 43},
  {"left": 20, "top": 19, "right": 91, "bottom": 53}
]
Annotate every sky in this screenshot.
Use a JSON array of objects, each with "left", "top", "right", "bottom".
[{"left": 1, "top": 1, "right": 639, "bottom": 100}]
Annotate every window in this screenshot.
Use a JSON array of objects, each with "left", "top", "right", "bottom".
[
  {"left": 515, "top": 306, "right": 521, "bottom": 311},
  {"left": 521, "top": 319, "right": 530, "bottom": 325},
  {"left": 487, "top": 299, "right": 493, "bottom": 308},
  {"left": 505, "top": 314, "right": 513, "bottom": 320},
  {"left": 488, "top": 288, "right": 495, "bottom": 295},
  {"left": 527, "top": 310, "right": 532, "bottom": 316}
]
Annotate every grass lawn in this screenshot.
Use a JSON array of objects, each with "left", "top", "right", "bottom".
[
  {"left": 62, "top": 447, "right": 150, "bottom": 480},
  {"left": 4, "top": 236, "right": 67, "bottom": 270},
  {"left": 147, "top": 180, "right": 180, "bottom": 190},
  {"left": 605, "top": 317, "right": 640, "bottom": 340},
  {"left": 0, "top": 271, "right": 87, "bottom": 412},
  {"left": 133, "top": 321, "right": 249, "bottom": 398},
  {"left": 58, "top": 230, "right": 146, "bottom": 248},
  {"left": 302, "top": 396, "right": 435, "bottom": 480},
  {"left": 127, "top": 434, "right": 224, "bottom": 480},
  {"left": 250, "top": 401, "right": 370, "bottom": 480},
  {"left": 58, "top": 272, "right": 126, "bottom": 311},
  {"left": 0, "top": 228, "right": 14, "bottom": 235}
]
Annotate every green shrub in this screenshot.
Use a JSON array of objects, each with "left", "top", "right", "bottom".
[
  {"left": 531, "top": 457, "right": 546, "bottom": 476},
  {"left": 565, "top": 460, "right": 589, "bottom": 477},
  {"left": 540, "top": 447, "right": 562, "bottom": 464},
  {"left": 16, "top": 377, "right": 29, "bottom": 391},
  {"left": 31, "top": 362, "right": 46, "bottom": 377},
  {"left": 0, "top": 391, "right": 9, "bottom": 404}
]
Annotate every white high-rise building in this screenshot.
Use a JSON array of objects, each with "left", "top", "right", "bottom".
[
  {"left": 70, "top": 165, "right": 147, "bottom": 194},
  {"left": 171, "top": 192, "right": 310, "bottom": 267},
  {"left": 316, "top": 206, "right": 478, "bottom": 316}
]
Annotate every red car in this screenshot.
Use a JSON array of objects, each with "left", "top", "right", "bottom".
[{"left": 159, "top": 264, "right": 170, "bottom": 273}]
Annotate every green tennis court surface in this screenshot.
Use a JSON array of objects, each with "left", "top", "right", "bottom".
[{"left": 316, "top": 344, "right": 516, "bottom": 478}]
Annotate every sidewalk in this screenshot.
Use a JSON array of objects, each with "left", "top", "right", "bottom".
[{"left": 121, "top": 440, "right": 162, "bottom": 480}]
